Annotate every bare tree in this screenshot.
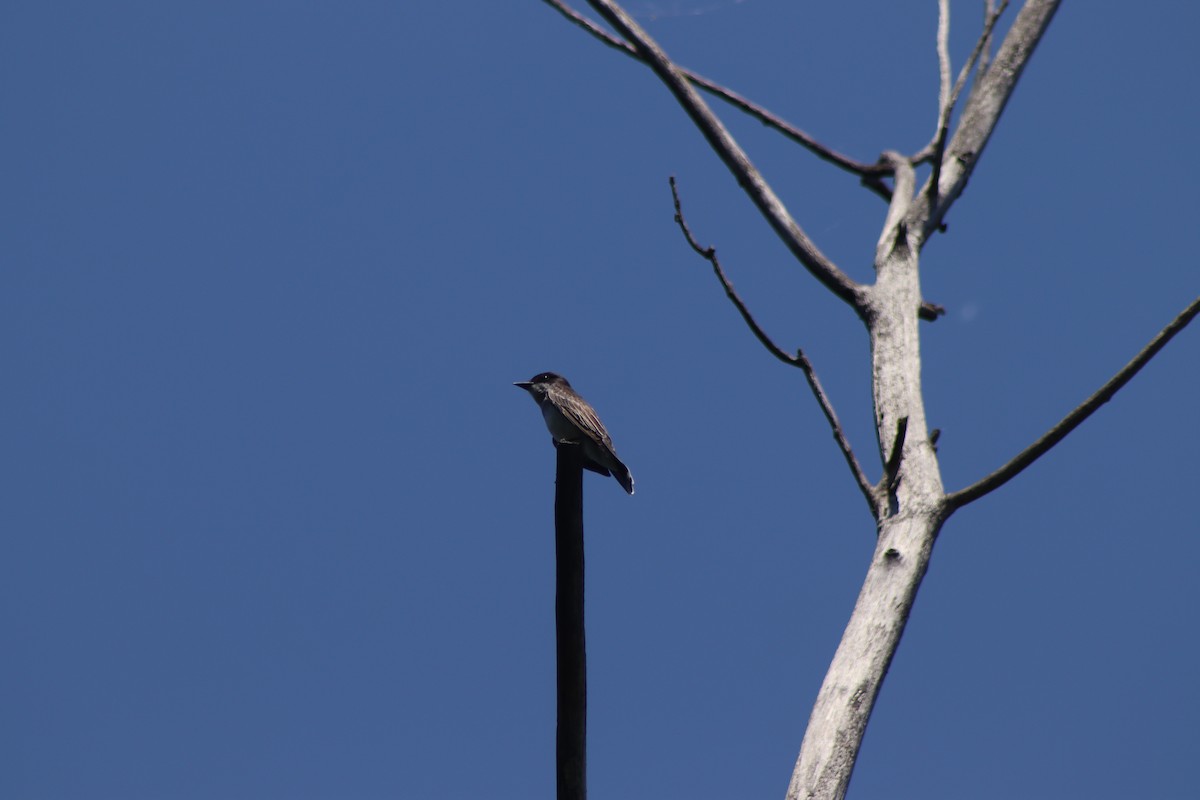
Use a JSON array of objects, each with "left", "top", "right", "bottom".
[{"left": 539, "top": 2, "right": 1200, "bottom": 798}]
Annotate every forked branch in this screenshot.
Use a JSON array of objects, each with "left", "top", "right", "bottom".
[
  {"left": 581, "top": 0, "right": 868, "bottom": 315},
  {"left": 539, "top": 0, "right": 892, "bottom": 196},
  {"left": 670, "top": 177, "right": 879, "bottom": 518},
  {"left": 908, "top": 0, "right": 1060, "bottom": 245},
  {"left": 945, "top": 295, "right": 1200, "bottom": 511},
  {"left": 919, "top": 0, "right": 1011, "bottom": 209}
]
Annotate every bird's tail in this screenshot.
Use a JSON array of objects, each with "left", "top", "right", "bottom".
[{"left": 612, "top": 458, "right": 634, "bottom": 495}]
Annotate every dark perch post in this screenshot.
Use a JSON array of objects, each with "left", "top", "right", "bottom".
[{"left": 555, "top": 444, "right": 586, "bottom": 800}]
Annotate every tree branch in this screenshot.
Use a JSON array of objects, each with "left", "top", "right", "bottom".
[
  {"left": 797, "top": 349, "right": 881, "bottom": 520},
  {"left": 582, "top": 0, "right": 868, "bottom": 316},
  {"left": 918, "top": 0, "right": 1011, "bottom": 210},
  {"left": 670, "top": 177, "right": 879, "bottom": 518},
  {"left": 544, "top": 0, "right": 945, "bottom": 319},
  {"left": 926, "top": 0, "right": 952, "bottom": 211},
  {"left": 539, "top": 0, "right": 892, "bottom": 197},
  {"left": 907, "top": 0, "right": 1060, "bottom": 246},
  {"left": 936, "top": 0, "right": 953, "bottom": 124},
  {"left": 952, "top": 0, "right": 1010, "bottom": 119},
  {"left": 875, "top": 152, "right": 916, "bottom": 267},
  {"left": 970, "top": 0, "right": 1001, "bottom": 106},
  {"left": 670, "top": 179, "right": 797, "bottom": 368},
  {"left": 945, "top": 295, "right": 1200, "bottom": 511},
  {"left": 920, "top": 300, "right": 946, "bottom": 321}
]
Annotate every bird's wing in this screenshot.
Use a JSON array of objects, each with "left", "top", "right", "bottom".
[
  {"left": 552, "top": 439, "right": 612, "bottom": 476},
  {"left": 561, "top": 398, "right": 616, "bottom": 452}
]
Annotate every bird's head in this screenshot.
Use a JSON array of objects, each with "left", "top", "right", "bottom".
[{"left": 514, "top": 372, "right": 568, "bottom": 400}]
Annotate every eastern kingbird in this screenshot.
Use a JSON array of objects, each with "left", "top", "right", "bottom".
[{"left": 514, "top": 372, "right": 634, "bottom": 495}]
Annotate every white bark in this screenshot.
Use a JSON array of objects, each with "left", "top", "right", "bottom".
[
  {"left": 786, "top": 8, "right": 1062, "bottom": 791},
  {"left": 787, "top": 514, "right": 941, "bottom": 800},
  {"left": 788, "top": 159, "right": 948, "bottom": 800}
]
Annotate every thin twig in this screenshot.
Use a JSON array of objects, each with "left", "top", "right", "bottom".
[
  {"left": 970, "top": 0, "right": 1001, "bottom": 107},
  {"left": 670, "top": 179, "right": 795, "bottom": 367},
  {"left": 796, "top": 348, "right": 880, "bottom": 520},
  {"left": 945, "top": 295, "right": 1200, "bottom": 511},
  {"left": 670, "top": 177, "right": 879, "bottom": 517},
  {"left": 936, "top": 0, "right": 952, "bottom": 121},
  {"left": 540, "top": 0, "right": 892, "bottom": 197},
  {"left": 922, "top": 0, "right": 952, "bottom": 212},
  {"left": 586, "top": 0, "right": 868, "bottom": 315},
  {"left": 952, "top": 0, "right": 1010, "bottom": 115}
]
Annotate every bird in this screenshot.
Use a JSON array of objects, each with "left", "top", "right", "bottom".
[{"left": 514, "top": 372, "right": 634, "bottom": 495}]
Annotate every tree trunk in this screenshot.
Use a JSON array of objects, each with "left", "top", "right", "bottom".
[{"left": 788, "top": 193, "right": 948, "bottom": 800}]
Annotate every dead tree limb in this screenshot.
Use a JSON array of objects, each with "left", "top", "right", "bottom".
[
  {"left": 908, "top": 0, "right": 1063, "bottom": 245},
  {"left": 539, "top": 0, "right": 892, "bottom": 197},
  {"left": 945, "top": 295, "right": 1200, "bottom": 511},
  {"left": 669, "top": 176, "right": 879, "bottom": 518},
  {"left": 581, "top": 0, "right": 868, "bottom": 316}
]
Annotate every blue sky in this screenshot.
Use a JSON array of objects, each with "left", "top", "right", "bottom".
[{"left": 2, "top": 2, "right": 1197, "bottom": 798}]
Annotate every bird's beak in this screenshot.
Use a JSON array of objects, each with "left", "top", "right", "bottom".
[{"left": 513, "top": 381, "right": 533, "bottom": 392}]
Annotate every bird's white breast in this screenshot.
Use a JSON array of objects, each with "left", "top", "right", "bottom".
[{"left": 540, "top": 402, "right": 580, "bottom": 442}]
